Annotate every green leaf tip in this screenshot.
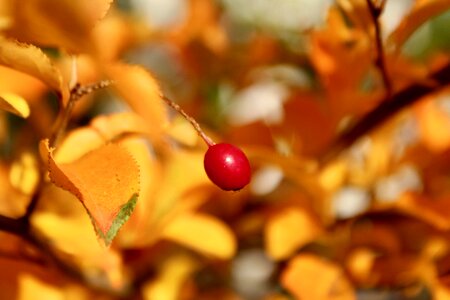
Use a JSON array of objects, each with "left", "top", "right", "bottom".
[{"left": 97, "top": 193, "right": 139, "bottom": 246}]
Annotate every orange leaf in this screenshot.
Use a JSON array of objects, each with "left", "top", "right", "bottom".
[
  {"left": 0, "top": 36, "right": 63, "bottom": 93},
  {"left": 45, "top": 140, "right": 140, "bottom": 245},
  {"left": 281, "top": 254, "right": 356, "bottom": 300}
]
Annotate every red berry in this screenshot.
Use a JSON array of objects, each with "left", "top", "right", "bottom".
[{"left": 204, "top": 143, "right": 251, "bottom": 191}]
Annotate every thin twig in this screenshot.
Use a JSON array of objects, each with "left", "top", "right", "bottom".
[
  {"left": 366, "top": 0, "right": 393, "bottom": 99},
  {"left": 162, "top": 95, "right": 215, "bottom": 147},
  {"left": 320, "top": 62, "right": 450, "bottom": 163},
  {"left": 50, "top": 80, "right": 114, "bottom": 147}
]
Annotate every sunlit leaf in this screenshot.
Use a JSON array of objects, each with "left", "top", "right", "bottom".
[
  {"left": 18, "top": 274, "right": 64, "bottom": 300},
  {"left": 115, "top": 138, "right": 158, "bottom": 247},
  {"left": 387, "top": 0, "right": 450, "bottom": 51},
  {"left": 162, "top": 213, "right": 236, "bottom": 259},
  {"left": 9, "top": 152, "right": 39, "bottom": 195},
  {"left": 0, "top": 92, "right": 30, "bottom": 118},
  {"left": 90, "top": 112, "right": 149, "bottom": 141},
  {"left": 0, "top": 36, "right": 63, "bottom": 93},
  {"left": 143, "top": 254, "right": 198, "bottom": 300},
  {"left": 150, "top": 150, "right": 210, "bottom": 224},
  {"left": 0, "top": 257, "right": 62, "bottom": 299},
  {"left": 281, "top": 254, "right": 356, "bottom": 300},
  {"left": 31, "top": 192, "right": 125, "bottom": 286},
  {"left": 105, "top": 63, "right": 168, "bottom": 147},
  {"left": 54, "top": 128, "right": 106, "bottom": 164},
  {"left": 45, "top": 140, "right": 140, "bottom": 246},
  {"left": 165, "top": 115, "right": 199, "bottom": 147},
  {"left": 265, "top": 206, "right": 322, "bottom": 260},
  {"left": 345, "top": 248, "right": 377, "bottom": 285},
  {"left": 55, "top": 113, "right": 149, "bottom": 164}
]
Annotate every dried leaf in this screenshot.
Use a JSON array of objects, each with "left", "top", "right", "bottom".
[
  {"left": 265, "top": 206, "right": 322, "bottom": 260},
  {"left": 105, "top": 64, "right": 168, "bottom": 147},
  {"left": 0, "top": 36, "right": 63, "bottom": 92},
  {"left": 162, "top": 213, "right": 236, "bottom": 259},
  {"left": 45, "top": 140, "right": 140, "bottom": 246},
  {"left": 387, "top": 0, "right": 450, "bottom": 51},
  {"left": 281, "top": 254, "right": 356, "bottom": 300},
  {"left": 0, "top": 92, "right": 29, "bottom": 118}
]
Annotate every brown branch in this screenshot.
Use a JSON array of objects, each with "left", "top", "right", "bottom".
[
  {"left": 366, "top": 0, "right": 393, "bottom": 99},
  {"left": 320, "top": 62, "right": 450, "bottom": 163}
]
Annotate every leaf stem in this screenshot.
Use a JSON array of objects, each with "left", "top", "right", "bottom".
[{"left": 162, "top": 95, "right": 215, "bottom": 147}]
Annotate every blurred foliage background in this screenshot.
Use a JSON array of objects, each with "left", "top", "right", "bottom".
[{"left": 0, "top": 0, "right": 450, "bottom": 299}]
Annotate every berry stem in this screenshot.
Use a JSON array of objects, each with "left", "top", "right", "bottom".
[{"left": 162, "top": 95, "right": 215, "bottom": 147}]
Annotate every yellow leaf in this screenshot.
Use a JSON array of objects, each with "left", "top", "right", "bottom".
[
  {"left": 281, "top": 254, "right": 356, "bottom": 300},
  {"left": 18, "top": 274, "right": 63, "bottom": 300},
  {"left": 0, "top": 36, "right": 63, "bottom": 92},
  {"left": 114, "top": 137, "right": 159, "bottom": 248},
  {"left": 105, "top": 63, "right": 168, "bottom": 147},
  {"left": 45, "top": 140, "right": 140, "bottom": 245},
  {"left": 265, "top": 206, "right": 322, "bottom": 260},
  {"left": 54, "top": 128, "right": 105, "bottom": 164},
  {"left": 55, "top": 113, "right": 148, "bottom": 164},
  {"left": 143, "top": 254, "right": 198, "bottom": 300},
  {"left": 387, "top": 0, "right": 450, "bottom": 51},
  {"left": 345, "top": 248, "right": 377, "bottom": 285},
  {"left": 0, "top": 92, "right": 29, "bottom": 118},
  {"left": 31, "top": 183, "right": 123, "bottom": 274},
  {"left": 90, "top": 112, "right": 149, "bottom": 141},
  {"left": 0, "top": 163, "right": 29, "bottom": 217},
  {"left": 151, "top": 150, "right": 210, "bottom": 224},
  {"left": 166, "top": 115, "right": 199, "bottom": 147},
  {"left": 162, "top": 213, "right": 236, "bottom": 259},
  {"left": 9, "top": 152, "right": 39, "bottom": 195}
]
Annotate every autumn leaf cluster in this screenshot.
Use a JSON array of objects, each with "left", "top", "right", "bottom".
[{"left": 0, "top": 0, "right": 449, "bottom": 299}]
